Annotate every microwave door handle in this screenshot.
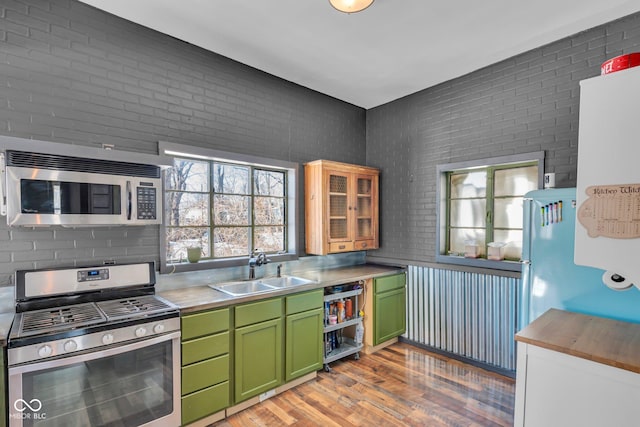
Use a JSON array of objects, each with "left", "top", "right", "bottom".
[
  {"left": 0, "top": 153, "right": 6, "bottom": 217},
  {"left": 126, "top": 180, "right": 132, "bottom": 220}
]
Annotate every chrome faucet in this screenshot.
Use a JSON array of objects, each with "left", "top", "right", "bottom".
[{"left": 248, "top": 250, "right": 270, "bottom": 279}]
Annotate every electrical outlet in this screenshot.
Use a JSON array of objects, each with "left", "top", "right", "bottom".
[{"left": 259, "top": 389, "right": 276, "bottom": 402}]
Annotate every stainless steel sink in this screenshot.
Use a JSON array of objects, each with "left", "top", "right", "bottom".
[
  {"left": 259, "top": 276, "right": 315, "bottom": 288},
  {"left": 208, "top": 275, "right": 315, "bottom": 296},
  {"left": 209, "top": 280, "right": 277, "bottom": 296}
]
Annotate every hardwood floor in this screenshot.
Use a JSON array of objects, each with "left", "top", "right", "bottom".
[{"left": 215, "top": 342, "right": 515, "bottom": 426}]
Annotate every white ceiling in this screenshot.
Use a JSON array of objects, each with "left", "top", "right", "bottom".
[{"left": 79, "top": 0, "right": 640, "bottom": 109}]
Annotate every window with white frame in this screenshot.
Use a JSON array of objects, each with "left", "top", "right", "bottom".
[
  {"left": 437, "top": 152, "right": 544, "bottom": 270},
  {"left": 159, "top": 142, "right": 297, "bottom": 272}
]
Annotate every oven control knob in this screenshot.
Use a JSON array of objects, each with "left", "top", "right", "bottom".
[
  {"left": 135, "top": 327, "right": 147, "bottom": 338},
  {"left": 38, "top": 345, "right": 52, "bottom": 358},
  {"left": 63, "top": 340, "right": 78, "bottom": 353},
  {"left": 102, "top": 333, "right": 114, "bottom": 345},
  {"left": 153, "top": 323, "right": 165, "bottom": 334}
]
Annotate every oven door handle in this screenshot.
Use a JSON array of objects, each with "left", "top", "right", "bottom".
[{"left": 9, "top": 331, "right": 180, "bottom": 374}]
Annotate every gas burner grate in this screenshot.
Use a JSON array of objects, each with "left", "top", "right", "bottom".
[
  {"left": 97, "top": 295, "right": 175, "bottom": 321},
  {"left": 18, "top": 303, "right": 105, "bottom": 338}
]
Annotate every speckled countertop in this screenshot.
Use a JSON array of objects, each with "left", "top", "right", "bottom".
[{"left": 158, "top": 264, "right": 404, "bottom": 313}]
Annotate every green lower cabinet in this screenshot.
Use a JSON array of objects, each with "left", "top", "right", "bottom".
[
  {"left": 181, "top": 381, "right": 229, "bottom": 426},
  {"left": 181, "top": 307, "right": 231, "bottom": 425},
  {"left": 373, "top": 273, "right": 406, "bottom": 345},
  {"left": 181, "top": 331, "right": 229, "bottom": 366},
  {"left": 285, "top": 307, "right": 323, "bottom": 381},
  {"left": 182, "top": 354, "right": 229, "bottom": 395},
  {"left": 234, "top": 317, "right": 283, "bottom": 403}
]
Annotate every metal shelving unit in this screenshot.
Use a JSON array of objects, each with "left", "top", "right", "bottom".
[{"left": 323, "top": 286, "right": 363, "bottom": 372}]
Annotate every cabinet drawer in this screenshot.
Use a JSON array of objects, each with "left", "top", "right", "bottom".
[
  {"left": 182, "top": 354, "right": 229, "bottom": 395},
  {"left": 286, "top": 289, "right": 323, "bottom": 315},
  {"left": 374, "top": 273, "right": 406, "bottom": 294},
  {"left": 354, "top": 239, "right": 376, "bottom": 250},
  {"left": 329, "top": 241, "right": 354, "bottom": 253},
  {"left": 182, "top": 331, "right": 229, "bottom": 366},
  {"left": 181, "top": 308, "right": 229, "bottom": 341},
  {"left": 181, "top": 381, "right": 229, "bottom": 426},
  {"left": 235, "top": 298, "right": 282, "bottom": 328}
]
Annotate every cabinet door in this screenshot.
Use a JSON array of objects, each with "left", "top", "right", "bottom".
[
  {"left": 353, "top": 173, "right": 378, "bottom": 250},
  {"left": 234, "top": 318, "right": 283, "bottom": 403},
  {"left": 374, "top": 287, "right": 406, "bottom": 345},
  {"left": 285, "top": 308, "right": 323, "bottom": 381},
  {"left": 326, "top": 169, "right": 353, "bottom": 244}
]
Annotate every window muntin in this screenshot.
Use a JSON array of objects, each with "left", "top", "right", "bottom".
[
  {"left": 445, "top": 162, "right": 538, "bottom": 263},
  {"left": 165, "top": 158, "right": 287, "bottom": 264}
]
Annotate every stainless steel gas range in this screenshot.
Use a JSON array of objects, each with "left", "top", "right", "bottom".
[{"left": 6, "top": 262, "right": 181, "bottom": 427}]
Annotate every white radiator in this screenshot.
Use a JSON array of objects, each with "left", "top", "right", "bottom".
[{"left": 405, "top": 265, "right": 519, "bottom": 371}]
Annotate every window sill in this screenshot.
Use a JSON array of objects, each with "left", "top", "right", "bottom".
[
  {"left": 435, "top": 254, "right": 521, "bottom": 272},
  {"left": 160, "top": 253, "right": 299, "bottom": 275}
]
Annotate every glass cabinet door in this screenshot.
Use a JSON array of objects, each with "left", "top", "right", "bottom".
[
  {"left": 327, "top": 172, "right": 350, "bottom": 241},
  {"left": 355, "top": 175, "right": 374, "bottom": 240}
]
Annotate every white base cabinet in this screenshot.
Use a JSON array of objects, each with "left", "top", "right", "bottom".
[{"left": 514, "top": 341, "right": 640, "bottom": 427}]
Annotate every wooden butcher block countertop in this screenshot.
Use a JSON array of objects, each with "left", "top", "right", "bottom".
[{"left": 515, "top": 308, "right": 640, "bottom": 374}]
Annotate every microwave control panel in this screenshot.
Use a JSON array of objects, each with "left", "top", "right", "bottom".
[{"left": 136, "top": 186, "right": 157, "bottom": 220}]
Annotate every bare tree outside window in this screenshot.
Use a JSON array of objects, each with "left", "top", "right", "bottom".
[
  {"left": 165, "top": 158, "right": 287, "bottom": 263},
  {"left": 254, "top": 169, "right": 285, "bottom": 252}
]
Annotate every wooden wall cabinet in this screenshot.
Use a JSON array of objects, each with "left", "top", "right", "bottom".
[{"left": 305, "top": 160, "right": 379, "bottom": 255}]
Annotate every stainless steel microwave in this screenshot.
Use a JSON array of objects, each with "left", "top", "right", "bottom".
[{"left": 0, "top": 150, "right": 162, "bottom": 227}]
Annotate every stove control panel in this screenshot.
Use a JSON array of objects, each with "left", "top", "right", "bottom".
[
  {"left": 77, "top": 268, "right": 110, "bottom": 282},
  {"left": 8, "top": 317, "right": 180, "bottom": 365}
]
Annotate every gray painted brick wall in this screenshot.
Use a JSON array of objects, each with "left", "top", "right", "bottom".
[
  {"left": 0, "top": 0, "right": 366, "bottom": 285},
  {"left": 365, "top": 12, "right": 640, "bottom": 265},
  {"left": 1, "top": 1, "right": 639, "bottom": 285}
]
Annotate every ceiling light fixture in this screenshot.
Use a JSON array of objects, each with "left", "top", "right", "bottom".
[{"left": 329, "top": 0, "right": 374, "bottom": 14}]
